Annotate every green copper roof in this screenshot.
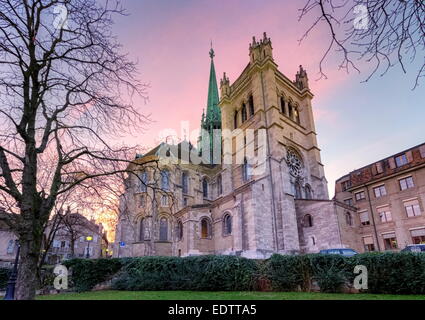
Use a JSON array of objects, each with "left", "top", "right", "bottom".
[{"left": 204, "top": 47, "right": 221, "bottom": 128}]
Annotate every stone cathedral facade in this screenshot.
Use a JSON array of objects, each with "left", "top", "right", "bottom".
[{"left": 114, "top": 33, "right": 358, "bottom": 259}]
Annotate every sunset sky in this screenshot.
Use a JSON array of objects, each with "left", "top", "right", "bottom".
[{"left": 111, "top": 0, "right": 425, "bottom": 197}]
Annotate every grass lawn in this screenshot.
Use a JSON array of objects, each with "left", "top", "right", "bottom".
[{"left": 36, "top": 290, "right": 425, "bottom": 300}]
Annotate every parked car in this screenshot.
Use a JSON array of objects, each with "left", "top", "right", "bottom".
[
  {"left": 401, "top": 244, "right": 425, "bottom": 252},
  {"left": 319, "top": 248, "right": 358, "bottom": 257}
]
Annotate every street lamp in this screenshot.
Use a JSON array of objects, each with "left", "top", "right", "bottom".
[
  {"left": 86, "top": 236, "right": 93, "bottom": 259},
  {"left": 4, "top": 240, "right": 20, "bottom": 300}
]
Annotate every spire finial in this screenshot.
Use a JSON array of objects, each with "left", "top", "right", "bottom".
[{"left": 209, "top": 41, "right": 215, "bottom": 59}]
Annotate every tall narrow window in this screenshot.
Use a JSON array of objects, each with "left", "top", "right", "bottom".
[
  {"left": 223, "top": 214, "right": 232, "bottom": 235},
  {"left": 159, "top": 218, "right": 168, "bottom": 241},
  {"left": 139, "top": 171, "right": 148, "bottom": 192},
  {"left": 201, "top": 218, "right": 211, "bottom": 238},
  {"left": 234, "top": 111, "right": 238, "bottom": 129},
  {"left": 304, "top": 184, "right": 312, "bottom": 199},
  {"left": 161, "top": 170, "right": 170, "bottom": 191},
  {"left": 6, "top": 240, "right": 14, "bottom": 254},
  {"left": 249, "top": 95, "right": 255, "bottom": 116},
  {"left": 176, "top": 221, "right": 183, "bottom": 241},
  {"left": 345, "top": 212, "right": 353, "bottom": 226},
  {"left": 241, "top": 103, "right": 247, "bottom": 122},
  {"left": 242, "top": 158, "right": 250, "bottom": 182},
  {"left": 295, "top": 181, "right": 302, "bottom": 199},
  {"left": 217, "top": 174, "right": 223, "bottom": 195},
  {"left": 139, "top": 218, "right": 145, "bottom": 241},
  {"left": 294, "top": 107, "right": 300, "bottom": 124},
  {"left": 288, "top": 102, "right": 294, "bottom": 119},
  {"left": 280, "top": 97, "right": 286, "bottom": 114},
  {"left": 202, "top": 178, "right": 208, "bottom": 198},
  {"left": 304, "top": 214, "right": 313, "bottom": 227},
  {"left": 182, "top": 172, "right": 189, "bottom": 194}
]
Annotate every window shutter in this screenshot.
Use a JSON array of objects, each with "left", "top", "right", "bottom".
[
  {"left": 382, "top": 232, "right": 396, "bottom": 239},
  {"left": 411, "top": 228, "right": 425, "bottom": 237},
  {"left": 377, "top": 206, "right": 390, "bottom": 213},
  {"left": 403, "top": 199, "right": 419, "bottom": 207},
  {"left": 359, "top": 211, "right": 369, "bottom": 222},
  {"left": 363, "top": 236, "right": 373, "bottom": 245}
]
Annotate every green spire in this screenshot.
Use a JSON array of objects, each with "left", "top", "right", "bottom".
[
  {"left": 205, "top": 46, "right": 221, "bottom": 127},
  {"left": 198, "top": 44, "right": 222, "bottom": 164}
]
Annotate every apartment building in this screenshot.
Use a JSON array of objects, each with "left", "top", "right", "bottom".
[{"left": 335, "top": 143, "right": 425, "bottom": 252}]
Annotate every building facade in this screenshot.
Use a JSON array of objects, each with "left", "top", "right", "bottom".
[
  {"left": 44, "top": 212, "right": 107, "bottom": 264},
  {"left": 335, "top": 143, "right": 425, "bottom": 253},
  {"left": 0, "top": 221, "right": 18, "bottom": 268},
  {"left": 114, "top": 34, "right": 371, "bottom": 259}
]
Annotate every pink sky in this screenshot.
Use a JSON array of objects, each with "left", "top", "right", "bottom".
[{"left": 110, "top": 0, "right": 425, "bottom": 196}]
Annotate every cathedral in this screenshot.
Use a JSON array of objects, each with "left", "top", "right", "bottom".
[{"left": 114, "top": 33, "right": 358, "bottom": 259}]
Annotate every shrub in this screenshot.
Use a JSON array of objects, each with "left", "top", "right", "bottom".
[
  {"left": 309, "top": 254, "right": 351, "bottom": 293},
  {"left": 112, "top": 255, "right": 259, "bottom": 291},
  {"left": 63, "top": 252, "right": 425, "bottom": 295},
  {"left": 348, "top": 252, "right": 425, "bottom": 294},
  {"left": 63, "top": 258, "right": 123, "bottom": 292},
  {"left": 0, "top": 268, "right": 11, "bottom": 290},
  {"left": 267, "top": 254, "right": 310, "bottom": 291}
]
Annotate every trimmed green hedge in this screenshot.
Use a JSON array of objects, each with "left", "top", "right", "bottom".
[
  {"left": 63, "top": 258, "right": 123, "bottom": 292},
  {"left": 112, "top": 255, "right": 258, "bottom": 291},
  {"left": 0, "top": 268, "right": 11, "bottom": 290},
  {"left": 63, "top": 253, "right": 425, "bottom": 294}
]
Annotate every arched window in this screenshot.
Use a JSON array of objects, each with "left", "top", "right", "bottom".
[
  {"left": 242, "top": 157, "right": 250, "bottom": 182},
  {"left": 249, "top": 95, "right": 255, "bottom": 116},
  {"left": 6, "top": 240, "right": 15, "bottom": 254},
  {"left": 202, "top": 178, "right": 208, "bottom": 198},
  {"left": 139, "top": 171, "right": 148, "bottom": 192},
  {"left": 295, "top": 181, "right": 302, "bottom": 199},
  {"left": 159, "top": 217, "right": 168, "bottom": 241},
  {"left": 304, "top": 184, "right": 312, "bottom": 199},
  {"left": 223, "top": 214, "right": 232, "bottom": 235},
  {"left": 182, "top": 172, "right": 189, "bottom": 194},
  {"left": 217, "top": 174, "right": 223, "bottom": 195},
  {"left": 288, "top": 101, "right": 294, "bottom": 119},
  {"left": 287, "top": 148, "right": 303, "bottom": 177},
  {"left": 139, "top": 218, "right": 145, "bottom": 241},
  {"left": 234, "top": 110, "right": 238, "bottom": 129},
  {"left": 294, "top": 106, "right": 300, "bottom": 124},
  {"left": 345, "top": 212, "right": 353, "bottom": 226},
  {"left": 161, "top": 170, "right": 170, "bottom": 191},
  {"left": 280, "top": 97, "right": 286, "bottom": 115},
  {"left": 201, "top": 218, "right": 211, "bottom": 239},
  {"left": 304, "top": 214, "right": 313, "bottom": 227},
  {"left": 176, "top": 220, "right": 183, "bottom": 241},
  {"left": 241, "top": 103, "right": 247, "bottom": 123}
]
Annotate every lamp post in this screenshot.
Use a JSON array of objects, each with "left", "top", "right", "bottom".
[
  {"left": 4, "top": 240, "right": 20, "bottom": 300},
  {"left": 86, "top": 236, "right": 93, "bottom": 259}
]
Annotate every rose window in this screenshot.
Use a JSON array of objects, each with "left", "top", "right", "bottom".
[{"left": 286, "top": 149, "right": 303, "bottom": 177}]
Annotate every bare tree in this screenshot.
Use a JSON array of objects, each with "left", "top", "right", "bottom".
[
  {"left": 0, "top": 0, "right": 152, "bottom": 299},
  {"left": 299, "top": 0, "right": 424, "bottom": 88}
]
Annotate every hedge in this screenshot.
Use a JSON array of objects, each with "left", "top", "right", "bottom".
[
  {"left": 112, "top": 255, "right": 258, "bottom": 291},
  {"left": 63, "top": 258, "right": 124, "bottom": 292},
  {"left": 62, "top": 252, "right": 425, "bottom": 294},
  {"left": 0, "top": 268, "right": 11, "bottom": 290}
]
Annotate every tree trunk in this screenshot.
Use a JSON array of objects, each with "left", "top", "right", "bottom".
[{"left": 16, "top": 239, "right": 41, "bottom": 300}]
